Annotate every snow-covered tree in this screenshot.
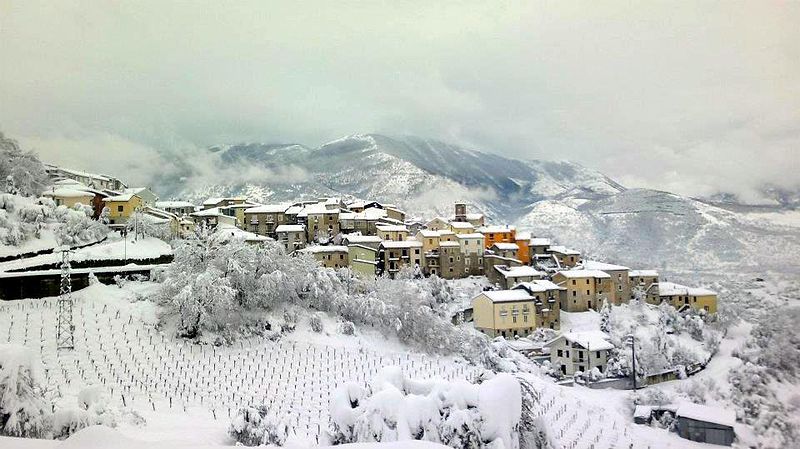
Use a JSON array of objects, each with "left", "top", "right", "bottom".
[
  {"left": 0, "top": 345, "right": 52, "bottom": 438},
  {"left": 0, "top": 133, "right": 49, "bottom": 198}
]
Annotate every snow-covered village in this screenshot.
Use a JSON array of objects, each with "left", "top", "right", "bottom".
[{"left": 1, "top": 3, "right": 799, "bottom": 449}]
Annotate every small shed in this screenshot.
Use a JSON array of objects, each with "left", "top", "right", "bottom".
[{"left": 675, "top": 403, "right": 735, "bottom": 446}]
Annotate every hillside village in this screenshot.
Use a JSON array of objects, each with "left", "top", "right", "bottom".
[{"left": 38, "top": 164, "right": 721, "bottom": 383}]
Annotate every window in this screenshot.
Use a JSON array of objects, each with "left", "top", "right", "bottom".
[
  {"left": 557, "top": 349, "right": 563, "bottom": 357},
  {"left": 523, "top": 315, "right": 528, "bottom": 323},
  {"left": 572, "top": 280, "right": 576, "bottom": 286},
  {"left": 415, "top": 249, "right": 420, "bottom": 255},
  {"left": 117, "top": 205, "right": 124, "bottom": 212},
  {"left": 512, "top": 316, "right": 517, "bottom": 323},
  {"left": 586, "top": 290, "right": 590, "bottom": 295},
  {"left": 586, "top": 279, "right": 590, "bottom": 285},
  {"left": 596, "top": 351, "right": 600, "bottom": 358},
  {"left": 572, "top": 291, "right": 576, "bottom": 297}
]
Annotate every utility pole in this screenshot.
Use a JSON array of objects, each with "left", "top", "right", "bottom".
[{"left": 56, "top": 248, "right": 75, "bottom": 350}]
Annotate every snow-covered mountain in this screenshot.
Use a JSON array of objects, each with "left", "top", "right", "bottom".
[
  {"left": 162, "top": 134, "right": 623, "bottom": 221},
  {"left": 158, "top": 134, "right": 800, "bottom": 275}
]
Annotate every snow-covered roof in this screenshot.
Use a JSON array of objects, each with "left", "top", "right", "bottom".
[
  {"left": 284, "top": 204, "right": 304, "bottom": 215},
  {"left": 425, "top": 216, "right": 450, "bottom": 225},
  {"left": 513, "top": 279, "right": 565, "bottom": 292},
  {"left": 155, "top": 200, "right": 196, "bottom": 209},
  {"left": 245, "top": 204, "right": 288, "bottom": 214},
  {"left": 56, "top": 167, "right": 112, "bottom": 182},
  {"left": 342, "top": 234, "right": 383, "bottom": 244},
  {"left": 465, "top": 213, "right": 483, "bottom": 220},
  {"left": 450, "top": 221, "right": 474, "bottom": 229},
  {"left": 455, "top": 232, "right": 484, "bottom": 239},
  {"left": 529, "top": 237, "right": 551, "bottom": 246},
  {"left": 556, "top": 270, "right": 611, "bottom": 279},
  {"left": 275, "top": 224, "right": 304, "bottom": 232},
  {"left": 45, "top": 188, "right": 95, "bottom": 198},
  {"left": 439, "top": 241, "right": 460, "bottom": 247},
  {"left": 53, "top": 179, "right": 86, "bottom": 187},
  {"left": 515, "top": 231, "right": 531, "bottom": 241},
  {"left": 376, "top": 224, "right": 408, "bottom": 232},
  {"left": 629, "top": 269, "right": 659, "bottom": 277},
  {"left": 494, "top": 265, "right": 543, "bottom": 278},
  {"left": 581, "top": 260, "right": 630, "bottom": 271},
  {"left": 191, "top": 207, "right": 223, "bottom": 217},
  {"left": 480, "top": 290, "right": 534, "bottom": 303},
  {"left": 479, "top": 225, "right": 515, "bottom": 233},
  {"left": 549, "top": 245, "right": 580, "bottom": 255},
  {"left": 657, "top": 282, "right": 716, "bottom": 297},
  {"left": 491, "top": 242, "right": 519, "bottom": 251},
  {"left": 562, "top": 331, "right": 614, "bottom": 351},
  {"left": 676, "top": 403, "right": 736, "bottom": 427},
  {"left": 417, "top": 229, "right": 441, "bottom": 238},
  {"left": 103, "top": 193, "right": 139, "bottom": 202},
  {"left": 380, "top": 240, "right": 423, "bottom": 249},
  {"left": 301, "top": 245, "right": 348, "bottom": 254}
]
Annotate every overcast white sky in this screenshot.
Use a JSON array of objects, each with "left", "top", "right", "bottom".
[{"left": 1, "top": 1, "right": 798, "bottom": 201}]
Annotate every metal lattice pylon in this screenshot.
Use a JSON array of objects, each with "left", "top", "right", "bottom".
[{"left": 56, "top": 249, "right": 75, "bottom": 350}]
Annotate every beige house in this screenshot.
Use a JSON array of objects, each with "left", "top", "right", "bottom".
[
  {"left": 646, "top": 282, "right": 718, "bottom": 314},
  {"left": 415, "top": 229, "right": 441, "bottom": 254},
  {"left": 379, "top": 240, "right": 423, "bottom": 278},
  {"left": 44, "top": 187, "right": 96, "bottom": 210},
  {"left": 449, "top": 221, "right": 475, "bottom": 234},
  {"left": 275, "top": 224, "right": 306, "bottom": 252},
  {"left": 512, "top": 280, "right": 565, "bottom": 330},
  {"left": 472, "top": 289, "right": 546, "bottom": 338},
  {"left": 245, "top": 204, "right": 289, "bottom": 237},
  {"left": 552, "top": 270, "right": 613, "bottom": 312},
  {"left": 384, "top": 205, "right": 406, "bottom": 222},
  {"left": 629, "top": 270, "right": 659, "bottom": 299},
  {"left": 548, "top": 331, "right": 614, "bottom": 376},
  {"left": 548, "top": 245, "right": 581, "bottom": 268},
  {"left": 581, "top": 260, "right": 632, "bottom": 305},
  {"left": 190, "top": 207, "right": 237, "bottom": 229},
  {"left": 341, "top": 234, "right": 383, "bottom": 248},
  {"left": 301, "top": 203, "right": 341, "bottom": 242},
  {"left": 301, "top": 245, "right": 349, "bottom": 269},
  {"left": 425, "top": 217, "right": 451, "bottom": 232},
  {"left": 376, "top": 224, "right": 409, "bottom": 241},
  {"left": 103, "top": 193, "right": 144, "bottom": 225}
]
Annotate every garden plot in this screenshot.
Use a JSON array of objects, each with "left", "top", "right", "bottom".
[{"left": 0, "top": 283, "right": 481, "bottom": 441}]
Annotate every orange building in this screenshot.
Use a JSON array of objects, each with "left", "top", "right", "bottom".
[
  {"left": 479, "top": 225, "right": 516, "bottom": 249},
  {"left": 515, "top": 232, "right": 531, "bottom": 264}
]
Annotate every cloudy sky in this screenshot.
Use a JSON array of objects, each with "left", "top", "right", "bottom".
[{"left": 1, "top": 1, "right": 798, "bottom": 201}]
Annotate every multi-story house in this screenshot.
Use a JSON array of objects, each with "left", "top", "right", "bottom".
[
  {"left": 515, "top": 231, "right": 531, "bottom": 264},
  {"left": 155, "top": 201, "right": 197, "bottom": 216},
  {"left": 202, "top": 197, "right": 247, "bottom": 210},
  {"left": 552, "top": 270, "right": 613, "bottom": 312},
  {"left": 490, "top": 242, "right": 520, "bottom": 260},
  {"left": 449, "top": 221, "right": 475, "bottom": 234},
  {"left": 43, "top": 181, "right": 102, "bottom": 216},
  {"left": 646, "top": 282, "right": 718, "bottom": 314},
  {"left": 301, "top": 203, "right": 341, "bottom": 242},
  {"left": 529, "top": 237, "right": 551, "bottom": 256},
  {"left": 437, "top": 241, "right": 465, "bottom": 279},
  {"left": 221, "top": 202, "right": 261, "bottom": 229},
  {"left": 512, "top": 279, "right": 565, "bottom": 330},
  {"left": 456, "top": 233, "right": 485, "bottom": 276},
  {"left": 479, "top": 225, "right": 516, "bottom": 249},
  {"left": 300, "top": 245, "right": 349, "bottom": 269},
  {"left": 383, "top": 205, "right": 406, "bottom": 222},
  {"left": 472, "top": 288, "right": 557, "bottom": 338},
  {"left": 341, "top": 234, "right": 383, "bottom": 249},
  {"left": 45, "top": 164, "right": 127, "bottom": 191},
  {"left": 490, "top": 265, "right": 545, "bottom": 289},
  {"left": 376, "top": 224, "right": 409, "bottom": 241},
  {"left": 378, "top": 240, "right": 423, "bottom": 278},
  {"left": 415, "top": 229, "right": 441, "bottom": 254},
  {"left": 190, "top": 207, "right": 237, "bottom": 229},
  {"left": 275, "top": 224, "right": 306, "bottom": 252},
  {"left": 548, "top": 245, "right": 581, "bottom": 268},
  {"left": 244, "top": 204, "right": 289, "bottom": 237},
  {"left": 348, "top": 244, "right": 379, "bottom": 279},
  {"left": 547, "top": 331, "right": 614, "bottom": 376},
  {"left": 425, "top": 217, "right": 451, "bottom": 232},
  {"left": 629, "top": 270, "right": 659, "bottom": 299},
  {"left": 103, "top": 193, "right": 143, "bottom": 225},
  {"left": 122, "top": 187, "right": 158, "bottom": 206},
  {"left": 581, "top": 260, "right": 632, "bottom": 305}
]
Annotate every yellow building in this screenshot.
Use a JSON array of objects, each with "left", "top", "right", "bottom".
[
  {"left": 472, "top": 289, "right": 551, "bottom": 338},
  {"left": 348, "top": 244, "right": 379, "bottom": 278},
  {"left": 449, "top": 221, "right": 475, "bottom": 234},
  {"left": 102, "top": 193, "right": 143, "bottom": 225},
  {"left": 45, "top": 187, "right": 96, "bottom": 210},
  {"left": 647, "top": 282, "right": 718, "bottom": 314},
  {"left": 551, "top": 270, "right": 613, "bottom": 312},
  {"left": 300, "top": 245, "right": 349, "bottom": 269},
  {"left": 415, "top": 229, "right": 441, "bottom": 254},
  {"left": 581, "top": 260, "right": 632, "bottom": 305},
  {"left": 425, "top": 217, "right": 450, "bottom": 232},
  {"left": 376, "top": 224, "right": 409, "bottom": 242}
]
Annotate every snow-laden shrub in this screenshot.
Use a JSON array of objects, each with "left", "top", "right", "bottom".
[
  {"left": 0, "top": 344, "right": 52, "bottom": 438},
  {"left": 52, "top": 385, "right": 143, "bottom": 440},
  {"left": 328, "top": 367, "right": 521, "bottom": 449},
  {"left": 53, "top": 205, "right": 107, "bottom": 246},
  {"left": 228, "top": 406, "right": 291, "bottom": 446},
  {"left": 309, "top": 313, "right": 324, "bottom": 333},
  {"left": 339, "top": 321, "right": 355, "bottom": 336}
]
